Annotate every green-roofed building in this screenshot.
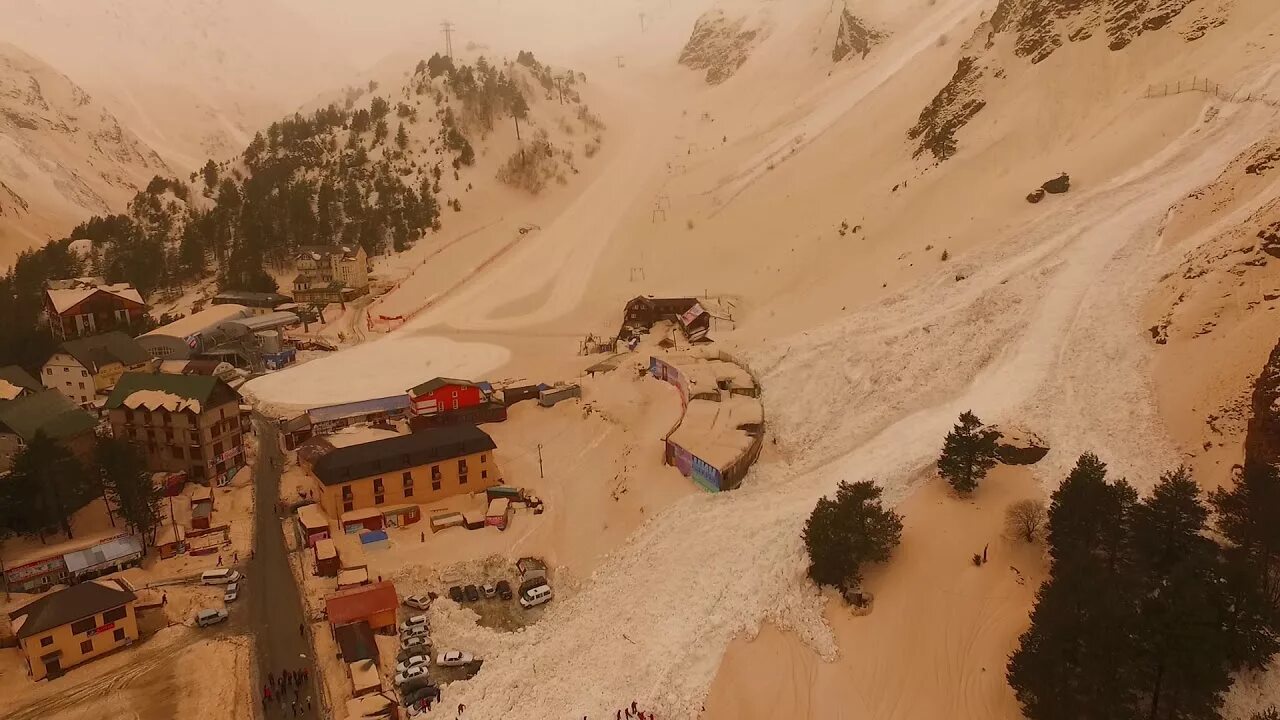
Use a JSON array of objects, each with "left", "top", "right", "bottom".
[
  {"left": 104, "top": 372, "right": 245, "bottom": 485},
  {"left": 0, "top": 390, "right": 98, "bottom": 473}
]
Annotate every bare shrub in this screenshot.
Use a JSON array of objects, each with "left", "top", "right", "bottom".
[{"left": 1004, "top": 499, "right": 1048, "bottom": 543}]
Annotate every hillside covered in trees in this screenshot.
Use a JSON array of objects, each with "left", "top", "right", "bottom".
[{"left": 0, "top": 50, "right": 604, "bottom": 369}]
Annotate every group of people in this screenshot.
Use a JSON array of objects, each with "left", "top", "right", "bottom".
[
  {"left": 261, "top": 667, "right": 312, "bottom": 717},
  {"left": 613, "top": 702, "right": 656, "bottom": 720}
]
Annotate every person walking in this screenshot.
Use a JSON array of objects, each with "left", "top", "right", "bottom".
[{"left": 298, "top": 622, "right": 305, "bottom": 637}]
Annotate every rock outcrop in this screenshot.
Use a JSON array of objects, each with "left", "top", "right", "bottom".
[
  {"left": 908, "top": 56, "right": 987, "bottom": 162},
  {"left": 832, "top": 8, "right": 885, "bottom": 62},
  {"left": 679, "top": 10, "right": 766, "bottom": 85},
  {"left": 1042, "top": 173, "right": 1071, "bottom": 194},
  {"left": 1026, "top": 188, "right": 1046, "bottom": 203},
  {"left": 989, "top": 424, "right": 1051, "bottom": 465},
  {"left": 1244, "top": 338, "right": 1280, "bottom": 469},
  {"left": 911, "top": 0, "right": 1226, "bottom": 161}
]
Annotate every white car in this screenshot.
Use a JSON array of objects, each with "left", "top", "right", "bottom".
[
  {"left": 403, "top": 594, "right": 432, "bottom": 611},
  {"left": 399, "top": 615, "right": 428, "bottom": 634},
  {"left": 196, "top": 608, "right": 229, "bottom": 627},
  {"left": 224, "top": 582, "right": 240, "bottom": 602},
  {"left": 201, "top": 569, "right": 241, "bottom": 585},
  {"left": 395, "top": 655, "right": 430, "bottom": 675},
  {"left": 481, "top": 582, "right": 497, "bottom": 599},
  {"left": 393, "top": 664, "right": 429, "bottom": 686},
  {"left": 401, "top": 628, "right": 430, "bottom": 645},
  {"left": 401, "top": 635, "right": 432, "bottom": 653},
  {"left": 435, "top": 650, "right": 473, "bottom": 667}
]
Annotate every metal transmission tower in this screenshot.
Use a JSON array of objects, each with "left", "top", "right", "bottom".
[{"left": 441, "top": 21, "right": 455, "bottom": 59}]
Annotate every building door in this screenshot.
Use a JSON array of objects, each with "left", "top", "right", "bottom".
[{"left": 43, "top": 657, "right": 61, "bottom": 678}]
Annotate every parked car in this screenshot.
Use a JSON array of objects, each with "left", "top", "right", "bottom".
[
  {"left": 196, "top": 608, "right": 229, "bottom": 627},
  {"left": 395, "top": 655, "right": 430, "bottom": 675},
  {"left": 398, "top": 641, "right": 432, "bottom": 661},
  {"left": 519, "top": 583, "right": 553, "bottom": 609},
  {"left": 400, "top": 675, "right": 435, "bottom": 694},
  {"left": 201, "top": 569, "right": 241, "bottom": 585},
  {"left": 399, "top": 615, "right": 429, "bottom": 634},
  {"left": 394, "top": 664, "right": 429, "bottom": 686},
  {"left": 403, "top": 594, "right": 432, "bottom": 611},
  {"left": 463, "top": 585, "right": 480, "bottom": 602},
  {"left": 448, "top": 586, "right": 464, "bottom": 603},
  {"left": 496, "top": 580, "right": 513, "bottom": 601},
  {"left": 481, "top": 582, "right": 497, "bottom": 599},
  {"left": 224, "top": 582, "right": 240, "bottom": 602},
  {"left": 403, "top": 685, "right": 440, "bottom": 707},
  {"left": 401, "top": 629, "right": 430, "bottom": 647},
  {"left": 436, "top": 650, "right": 474, "bottom": 667}
]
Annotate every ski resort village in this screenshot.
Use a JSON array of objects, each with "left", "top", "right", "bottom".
[{"left": 2, "top": 1, "right": 1280, "bottom": 720}]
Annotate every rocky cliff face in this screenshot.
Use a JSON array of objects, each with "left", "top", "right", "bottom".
[
  {"left": 679, "top": 10, "right": 766, "bottom": 85},
  {"left": 1245, "top": 337, "right": 1280, "bottom": 468},
  {"left": 0, "top": 42, "right": 169, "bottom": 263},
  {"left": 832, "top": 8, "right": 886, "bottom": 62},
  {"left": 910, "top": 0, "right": 1227, "bottom": 161}
]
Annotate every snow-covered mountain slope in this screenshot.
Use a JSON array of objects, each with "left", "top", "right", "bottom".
[
  {"left": 0, "top": 42, "right": 169, "bottom": 268},
  {"left": 0, "top": 0, "right": 357, "bottom": 172}
]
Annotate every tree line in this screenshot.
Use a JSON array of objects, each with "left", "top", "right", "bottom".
[
  {"left": 802, "top": 409, "right": 1279, "bottom": 719},
  {"left": 0, "top": 434, "right": 164, "bottom": 551}
]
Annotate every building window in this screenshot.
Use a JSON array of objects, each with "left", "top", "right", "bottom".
[
  {"left": 113, "top": 628, "right": 126, "bottom": 642},
  {"left": 103, "top": 606, "right": 127, "bottom": 623},
  {"left": 81, "top": 369, "right": 88, "bottom": 377},
  {"left": 373, "top": 478, "right": 383, "bottom": 492},
  {"left": 211, "top": 422, "right": 222, "bottom": 438},
  {"left": 480, "top": 454, "right": 486, "bottom": 463},
  {"left": 341, "top": 485, "right": 353, "bottom": 499},
  {"left": 125, "top": 409, "right": 134, "bottom": 423},
  {"left": 71, "top": 617, "right": 96, "bottom": 635},
  {"left": 172, "top": 446, "right": 184, "bottom": 459},
  {"left": 165, "top": 429, "right": 174, "bottom": 442},
  {"left": 481, "top": 470, "right": 488, "bottom": 479},
  {"left": 459, "top": 474, "right": 468, "bottom": 485},
  {"left": 63, "top": 367, "right": 69, "bottom": 373},
  {"left": 80, "top": 639, "right": 93, "bottom": 654},
  {"left": 45, "top": 367, "right": 52, "bottom": 375},
  {"left": 431, "top": 478, "right": 441, "bottom": 491},
  {"left": 78, "top": 382, "right": 85, "bottom": 390},
  {"left": 213, "top": 441, "right": 224, "bottom": 456},
  {"left": 40, "top": 636, "right": 53, "bottom": 647},
  {"left": 343, "top": 501, "right": 354, "bottom": 513}
]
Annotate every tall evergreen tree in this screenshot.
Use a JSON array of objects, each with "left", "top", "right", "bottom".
[
  {"left": 937, "top": 410, "right": 999, "bottom": 494},
  {"left": 1009, "top": 453, "right": 1143, "bottom": 720},
  {"left": 0, "top": 433, "right": 92, "bottom": 541},
  {"left": 96, "top": 437, "right": 164, "bottom": 546},
  {"left": 395, "top": 123, "right": 409, "bottom": 150}
]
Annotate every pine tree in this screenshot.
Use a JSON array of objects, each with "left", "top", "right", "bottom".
[
  {"left": 802, "top": 480, "right": 903, "bottom": 600},
  {"left": 396, "top": 123, "right": 409, "bottom": 150},
  {"left": 201, "top": 159, "right": 219, "bottom": 189},
  {"left": 1129, "top": 468, "right": 1236, "bottom": 720},
  {"left": 937, "top": 410, "right": 999, "bottom": 494},
  {"left": 1, "top": 433, "right": 92, "bottom": 541},
  {"left": 374, "top": 118, "right": 389, "bottom": 145},
  {"left": 1009, "top": 453, "right": 1143, "bottom": 720},
  {"left": 97, "top": 437, "right": 164, "bottom": 546},
  {"left": 1210, "top": 461, "right": 1280, "bottom": 669}
]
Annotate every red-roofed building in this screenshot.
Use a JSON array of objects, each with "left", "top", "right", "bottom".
[{"left": 324, "top": 580, "right": 398, "bottom": 633}]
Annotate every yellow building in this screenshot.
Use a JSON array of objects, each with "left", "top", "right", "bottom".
[
  {"left": 310, "top": 425, "right": 502, "bottom": 518},
  {"left": 9, "top": 579, "right": 139, "bottom": 680}
]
